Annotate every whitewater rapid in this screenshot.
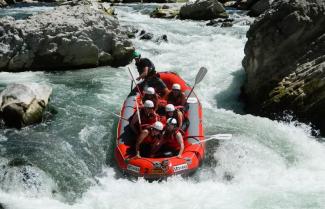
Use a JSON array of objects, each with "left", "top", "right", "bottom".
[{"left": 1, "top": 4, "right": 325, "bottom": 209}]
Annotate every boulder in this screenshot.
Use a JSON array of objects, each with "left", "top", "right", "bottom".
[
  {"left": 206, "top": 18, "right": 234, "bottom": 26},
  {"left": 0, "top": 83, "right": 52, "bottom": 128},
  {"left": 220, "top": 22, "right": 233, "bottom": 27},
  {"left": 0, "top": 0, "right": 8, "bottom": 7},
  {"left": 248, "top": 0, "right": 272, "bottom": 16},
  {"left": 125, "top": 26, "right": 138, "bottom": 38},
  {"left": 5, "top": 0, "right": 15, "bottom": 4},
  {"left": 242, "top": 0, "right": 325, "bottom": 133},
  {"left": 155, "top": 34, "right": 168, "bottom": 43},
  {"left": 139, "top": 30, "right": 154, "bottom": 40},
  {"left": 233, "top": 0, "right": 272, "bottom": 16},
  {"left": 180, "top": 0, "right": 228, "bottom": 20},
  {"left": 0, "top": 5, "right": 134, "bottom": 72},
  {"left": 223, "top": 0, "right": 236, "bottom": 7},
  {"left": 150, "top": 7, "right": 179, "bottom": 19}
]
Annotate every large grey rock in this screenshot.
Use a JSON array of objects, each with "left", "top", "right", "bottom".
[
  {"left": 0, "top": 0, "right": 8, "bottom": 7},
  {"left": 0, "top": 83, "right": 52, "bottom": 128},
  {"left": 249, "top": 0, "right": 273, "bottom": 16},
  {"left": 180, "top": 0, "right": 228, "bottom": 20},
  {"left": 231, "top": 0, "right": 272, "bottom": 16},
  {"left": 242, "top": 0, "right": 325, "bottom": 133},
  {"left": 0, "top": 5, "right": 134, "bottom": 72}
]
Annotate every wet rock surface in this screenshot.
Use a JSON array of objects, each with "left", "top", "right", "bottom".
[
  {"left": 242, "top": 0, "right": 325, "bottom": 133},
  {"left": 0, "top": 0, "right": 8, "bottom": 7},
  {"left": 222, "top": 0, "right": 273, "bottom": 16},
  {"left": 0, "top": 5, "right": 134, "bottom": 71},
  {"left": 150, "top": 6, "right": 179, "bottom": 19},
  {"left": 206, "top": 18, "right": 234, "bottom": 27},
  {"left": 0, "top": 83, "right": 52, "bottom": 128},
  {"left": 180, "top": 0, "right": 228, "bottom": 20}
]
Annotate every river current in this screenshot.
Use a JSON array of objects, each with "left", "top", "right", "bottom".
[{"left": 0, "top": 4, "right": 325, "bottom": 209}]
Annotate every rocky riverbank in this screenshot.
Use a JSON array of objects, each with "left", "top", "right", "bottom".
[
  {"left": 242, "top": 0, "right": 325, "bottom": 133},
  {"left": 0, "top": 4, "right": 134, "bottom": 72}
]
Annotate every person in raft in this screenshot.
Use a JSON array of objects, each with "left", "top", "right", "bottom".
[
  {"left": 164, "top": 104, "right": 183, "bottom": 130},
  {"left": 136, "top": 121, "right": 164, "bottom": 158},
  {"left": 131, "top": 51, "right": 169, "bottom": 98},
  {"left": 167, "top": 83, "right": 186, "bottom": 108},
  {"left": 159, "top": 118, "right": 184, "bottom": 158},
  {"left": 141, "top": 87, "right": 159, "bottom": 111},
  {"left": 129, "top": 100, "right": 159, "bottom": 135}
]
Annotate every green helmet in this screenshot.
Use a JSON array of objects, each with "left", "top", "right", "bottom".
[{"left": 132, "top": 51, "right": 141, "bottom": 59}]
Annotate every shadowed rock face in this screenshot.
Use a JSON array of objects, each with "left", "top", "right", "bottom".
[
  {"left": 0, "top": 5, "right": 134, "bottom": 72},
  {"left": 0, "top": 83, "right": 52, "bottom": 128},
  {"left": 180, "top": 0, "right": 228, "bottom": 20},
  {"left": 0, "top": 0, "right": 8, "bottom": 7},
  {"left": 242, "top": 0, "right": 325, "bottom": 132}
]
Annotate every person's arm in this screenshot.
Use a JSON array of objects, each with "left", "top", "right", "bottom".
[
  {"left": 181, "top": 93, "right": 186, "bottom": 106},
  {"left": 161, "top": 88, "right": 170, "bottom": 99},
  {"left": 154, "top": 96, "right": 159, "bottom": 112},
  {"left": 129, "top": 111, "right": 139, "bottom": 134},
  {"left": 176, "top": 132, "right": 184, "bottom": 157},
  {"left": 136, "top": 67, "right": 149, "bottom": 81},
  {"left": 177, "top": 110, "right": 183, "bottom": 130},
  {"left": 136, "top": 129, "right": 149, "bottom": 158}
]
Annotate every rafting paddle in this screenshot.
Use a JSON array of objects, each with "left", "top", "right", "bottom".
[
  {"left": 188, "top": 134, "right": 233, "bottom": 144},
  {"left": 110, "top": 112, "right": 129, "bottom": 121},
  {"left": 186, "top": 67, "right": 208, "bottom": 102},
  {"left": 128, "top": 66, "right": 143, "bottom": 97}
]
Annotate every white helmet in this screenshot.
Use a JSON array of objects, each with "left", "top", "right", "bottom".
[
  {"left": 165, "top": 104, "right": 175, "bottom": 112},
  {"left": 172, "top": 83, "right": 181, "bottom": 90},
  {"left": 152, "top": 121, "right": 164, "bottom": 131},
  {"left": 167, "top": 118, "right": 177, "bottom": 125},
  {"left": 144, "top": 100, "right": 154, "bottom": 108},
  {"left": 145, "top": 87, "right": 155, "bottom": 95}
]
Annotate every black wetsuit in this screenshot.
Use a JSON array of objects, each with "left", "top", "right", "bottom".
[
  {"left": 135, "top": 58, "right": 156, "bottom": 77},
  {"left": 129, "top": 58, "right": 167, "bottom": 96}
]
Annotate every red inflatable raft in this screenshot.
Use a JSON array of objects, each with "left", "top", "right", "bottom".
[{"left": 115, "top": 72, "right": 205, "bottom": 179}]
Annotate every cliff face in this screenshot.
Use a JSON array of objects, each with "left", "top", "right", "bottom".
[
  {"left": 242, "top": 0, "right": 325, "bottom": 132},
  {"left": 0, "top": 5, "right": 134, "bottom": 72}
]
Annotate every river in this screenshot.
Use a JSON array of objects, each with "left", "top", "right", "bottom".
[{"left": 0, "top": 4, "right": 325, "bottom": 209}]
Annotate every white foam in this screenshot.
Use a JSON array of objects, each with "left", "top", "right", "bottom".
[{"left": 1, "top": 5, "right": 325, "bottom": 209}]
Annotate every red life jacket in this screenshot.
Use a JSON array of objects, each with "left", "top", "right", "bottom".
[
  {"left": 143, "top": 128, "right": 162, "bottom": 144},
  {"left": 140, "top": 108, "right": 159, "bottom": 127},
  {"left": 163, "top": 129, "right": 182, "bottom": 150},
  {"left": 167, "top": 92, "right": 185, "bottom": 107}
]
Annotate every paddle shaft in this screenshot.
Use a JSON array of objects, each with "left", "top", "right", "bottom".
[
  {"left": 185, "top": 83, "right": 197, "bottom": 103},
  {"left": 135, "top": 99, "right": 142, "bottom": 132},
  {"left": 187, "top": 134, "right": 233, "bottom": 144},
  {"left": 128, "top": 67, "right": 143, "bottom": 97},
  {"left": 110, "top": 112, "right": 129, "bottom": 121}
]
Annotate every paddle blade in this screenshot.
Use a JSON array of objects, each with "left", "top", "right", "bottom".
[
  {"left": 193, "top": 134, "right": 233, "bottom": 144},
  {"left": 211, "top": 134, "right": 233, "bottom": 140},
  {"left": 195, "top": 67, "right": 208, "bottom": 84}
]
